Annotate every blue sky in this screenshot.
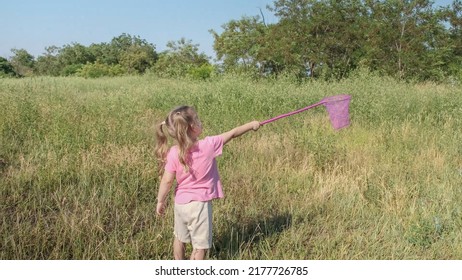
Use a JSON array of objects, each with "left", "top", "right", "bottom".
[{"left": 0, "top": 0, "right": 454, "bottom": 60}]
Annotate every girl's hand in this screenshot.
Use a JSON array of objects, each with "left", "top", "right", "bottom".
[
  {"left": 156, "top": 201, "right": 166, "bottom": 216},
  {"left": 250, "top": 121, "right": 260, "bottom": 131}
]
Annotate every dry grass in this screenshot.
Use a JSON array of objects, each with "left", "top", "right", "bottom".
[{"left": 1, "top": 73, "right": 461, "bottom": 259}]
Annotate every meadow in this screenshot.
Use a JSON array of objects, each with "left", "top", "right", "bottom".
[{"left": 1, "top": 72, "right": 461, "bottom": 259}]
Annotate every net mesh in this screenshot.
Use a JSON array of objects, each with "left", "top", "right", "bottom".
[{"left": 322, "top": 95, "right": 351, "bottom": 130}]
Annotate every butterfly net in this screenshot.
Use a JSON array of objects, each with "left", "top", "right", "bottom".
[{"left": 322, "top": 95, "right": 351, "bottom": 130}]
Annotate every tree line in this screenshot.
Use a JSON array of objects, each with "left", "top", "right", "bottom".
[
  {"left": 0, "top": 35, "right": 211, "bottom": 79},
  {"left": 1, "top": 0, "right": 461, "bottom": 81}
]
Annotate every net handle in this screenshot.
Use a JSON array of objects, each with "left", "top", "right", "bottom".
[{"left": 260, "top": 101, "right": 324, "bottom": 125}]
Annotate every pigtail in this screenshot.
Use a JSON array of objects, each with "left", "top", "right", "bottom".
[
  {"left": 155, "top": 121, "right": 169, "bottom": 177},
  {"left": 174, "top": 115, "right": 195, "bottom": 172},
  {"left": 156, "top": 105, "right": 200, "bottom": 175}
]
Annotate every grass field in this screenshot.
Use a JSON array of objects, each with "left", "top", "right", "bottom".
[{"left": 1, "top": 72, "right": 461, "bottom": 259}]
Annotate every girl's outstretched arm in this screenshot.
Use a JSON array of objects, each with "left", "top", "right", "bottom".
[
  {"left": 156, "top": 171, "right": 175, "bottom": 216},
  {"left": 220, "top": 120, "right": 260, "bottom": 145}
]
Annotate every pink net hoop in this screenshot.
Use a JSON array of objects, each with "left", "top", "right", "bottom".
[{"left": 321, "top": 95, "right": 351, "bottom": 130}]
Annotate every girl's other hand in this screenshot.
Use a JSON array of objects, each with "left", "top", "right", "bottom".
[{"left": 156, "top": 201, "right": 166, "bottom": 216}]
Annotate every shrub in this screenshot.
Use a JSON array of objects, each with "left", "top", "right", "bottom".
[
  {"left": 61, "top": 64, "right": 84, "bottom": 76},
  {"left": 188, "top": 63, "right": 214, "bottom": 80},
  {"left": 76, "top": 62, "right": 125, "bottom": 78},
  {"left": 0, "top": 57, "right": 17, "bottom": 78}
]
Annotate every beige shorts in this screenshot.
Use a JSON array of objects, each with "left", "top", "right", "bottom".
[{"left": 174, "top": 201, "right": 212, "bottom": 249}]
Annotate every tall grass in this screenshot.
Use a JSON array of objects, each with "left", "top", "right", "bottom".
[{"left": 1, "top": 73, "right": 461, "bottom": 259}]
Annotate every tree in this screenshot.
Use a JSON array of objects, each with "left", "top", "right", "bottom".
[
  {"left": 104, "top": 34, "right": 158, "bottom": 74},
  {"left": 362, "top": 0, "right": 447, "bottom": 80},
  {"left": 109, "top": 33, "right": 158, "bottom": 72},
  {"left": 58, "top": 43, "right": 94, "bottom": 65},
  {"left": 35, "top": 46, "right": 61, "bottom": 76},
  {"left": 0, "top": 57, "right": 16, "bottom": 77},
  {"left": 57, "top": 43, "right": 95, "bottom": 75},
  {"left": 87, "top": 42, "right": 114, "bottom": 65},
  {"left": 119, "top": 43, "right": 157, "bottom": 74},
  {"left": 10, "top": 48, "right": 35, "bottom": 77},
  {"left": 153, "top": 38, "right": 210, "bottom": 77},
  {"left": 442, "top": 0, "right": 462, "bottom": 78},
  {"left": 208, "top": 0, "right": 454, "bottom": 81},
  {"left": 267, "top": 0, "right": 323, "bottom": 77},
  {"left": 449, "top": 0, "right": 462, "bottom": 55},
  {"left": 33, "top": 33, "right": 158, "bottom": 76},
  {"left": 267, "top": 0, "right": 367, "bottom": 79},
  {"left": 210, "top": 16, "right": 267, "bottom": 74}
]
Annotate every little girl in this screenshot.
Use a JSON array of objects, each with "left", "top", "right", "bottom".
[{"left": 155, "top": 105, "right": 260, "bottom": 260}]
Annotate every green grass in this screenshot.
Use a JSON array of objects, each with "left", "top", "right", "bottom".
[{"left": 1, "top": 72, "right": 461, "bottom": 259}]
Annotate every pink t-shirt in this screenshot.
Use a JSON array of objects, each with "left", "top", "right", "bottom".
[{"left": 165, "top": 135, "right": 224, "bottom": 204}]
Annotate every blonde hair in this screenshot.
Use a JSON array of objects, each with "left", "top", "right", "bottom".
[{"left": 155, "top": 106, "right": 200, "bottom": 176}]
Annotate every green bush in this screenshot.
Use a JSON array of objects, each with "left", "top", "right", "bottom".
[
  {"left": 188, "top": 63, "right": 214, "bottom": 80},
  {"left": 0, "top": 57, "right": 17, "bottom": 78},
  {"left": 76, "top": 62, "right": 125, "bottom": 78},
  {"left": 61, "top": 64, "right": 84, "bottom": 76}
]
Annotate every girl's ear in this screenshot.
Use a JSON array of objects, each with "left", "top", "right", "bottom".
[{"left": 190, "top": 123, "right": 202, "bottom": 135}]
